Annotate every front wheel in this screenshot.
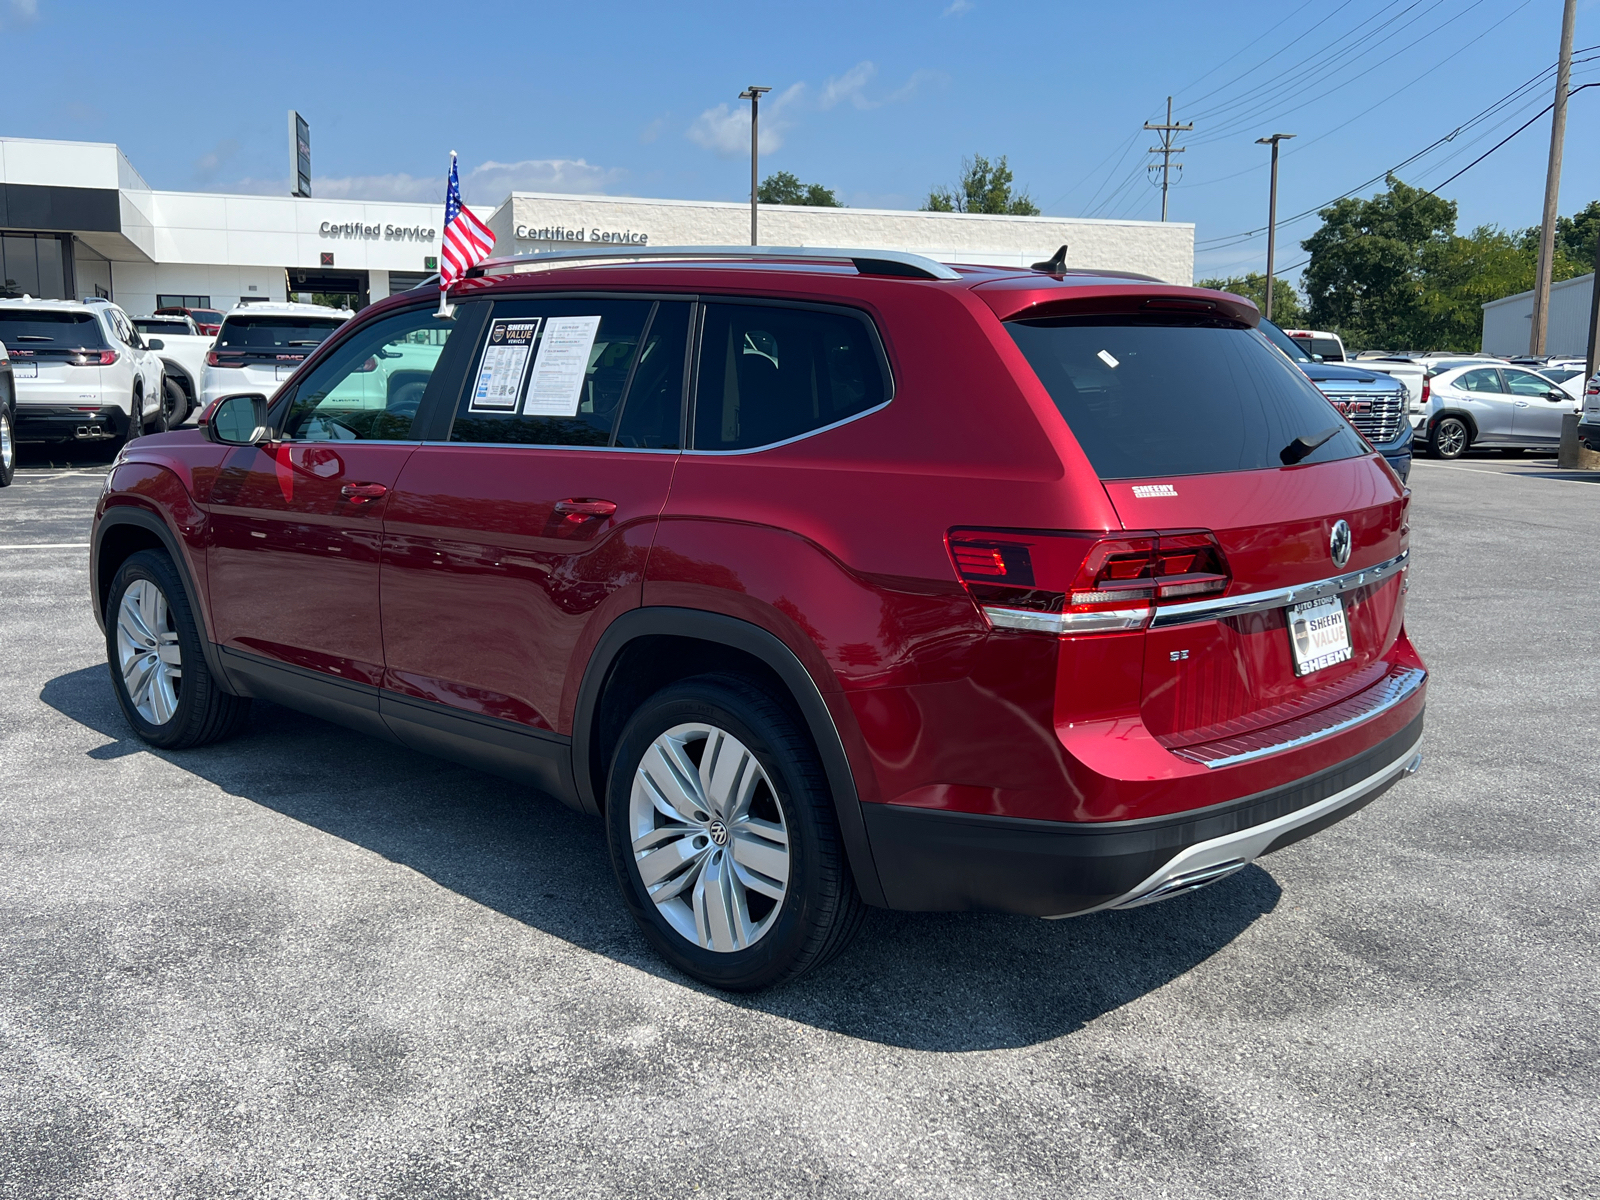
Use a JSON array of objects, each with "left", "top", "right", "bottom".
[
  {"left": 1428, "top": 416, "right": 1469, "bottom": 459},
  {"left": 605, "top": 675, "right": 864, "bottom": 991},
  {"left": 0, "top": 404, "right": 14, "bottom": 487},
  {"left": 107, "top": 549, "right": 251, "bottom": 748}
]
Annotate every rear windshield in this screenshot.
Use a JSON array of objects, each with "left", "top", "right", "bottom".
[
  {"left": 217, "top": 315, "right": 344, "bottom": 351},
  {"left": 0, "top": 311, "right": 108, "bottom": 351},
  {"left": 134, "top": 318, "right": 190, "bottom": 334},
  {"left": 1006, "top": 317, "right": 1369, "bottom": 480},
  {"left": 1543, "top": 367, "right": 1584, "bottom": 384},
  {"left": 191, "top": 310, "right": 224, "bottom": 324}
]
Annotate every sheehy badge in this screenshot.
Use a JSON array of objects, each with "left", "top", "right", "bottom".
[{"left": 469, "top": 318, "right": 541, "bottom": 412}]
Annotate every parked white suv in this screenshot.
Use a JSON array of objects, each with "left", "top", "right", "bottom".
[
  {"left": 1, "top": 297, "right": 168, "bottom": 450},
  {"left": 200, "top": 302, "right": 352, "bottom": 408},
  {"left": 133, "top": 314, "right": 214, "bottom": 425}
]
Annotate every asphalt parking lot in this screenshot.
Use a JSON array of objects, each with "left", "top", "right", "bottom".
[{"left": 1, "top": 444, "right": 1596, "bottom": 1199}]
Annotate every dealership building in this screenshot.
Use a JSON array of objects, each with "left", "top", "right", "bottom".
[{"left": 1, "top": 135, "right": 1194, "bottom": 316}]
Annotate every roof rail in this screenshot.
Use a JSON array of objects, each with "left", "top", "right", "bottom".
[{"left": 464, "top": 244, "right": 963, "bottom": 282}]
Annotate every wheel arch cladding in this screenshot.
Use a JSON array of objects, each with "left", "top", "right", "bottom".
[{"left": 574, "top": 607, "right": 887, "bottom": 907}]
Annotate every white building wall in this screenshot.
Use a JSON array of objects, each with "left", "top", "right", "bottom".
[
  {"left": 498, "top": 192, "right": 1194, "bottom": 284},
  {"left": 1482, "top": 272, "right": 1596, "bottom": 357}
]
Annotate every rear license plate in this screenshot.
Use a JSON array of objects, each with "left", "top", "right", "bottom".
[
  {"left": 13, "top": 362, "right": 37, "bottom": 378},
  {"left": 275, "top": 366, "right": 294, "bottom": 381},
  {"left": 1288, "top": 595, "right": 1352, "bottom": 676}
]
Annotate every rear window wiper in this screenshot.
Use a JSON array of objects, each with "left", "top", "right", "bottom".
[
  {"left": 1280, "top": 425, "right": 1342, "bottom": 465},
  {"left": 287, "top": 340, "right": 324, "bottom": 346},
  {"left": 14, "top": 335, "right": 55, "bottom": 341}
]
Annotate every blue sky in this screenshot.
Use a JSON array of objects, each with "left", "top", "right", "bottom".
[{"left": 2, "top": 0, "right": 1596, "bottom": 284}]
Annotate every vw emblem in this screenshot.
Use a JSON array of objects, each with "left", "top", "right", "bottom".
[
  {"left": 1329, "top": 519, "right": 1352, "bottom": 568},
  {"left": 707, "top": 818, "right": 729, "bottom": 847}
]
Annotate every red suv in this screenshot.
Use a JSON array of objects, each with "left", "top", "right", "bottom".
[{"left": 91, "top": 247, "right": 1426, "bottom": 990}]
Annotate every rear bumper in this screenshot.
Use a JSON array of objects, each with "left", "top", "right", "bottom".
[
  {"left": 1578, "top": 418, "right": 1600, "bottom": 450},
  {"left": 863, "top": 711, "right": 1423, "bottom": 917},
  {"left": 14, "top": 405, "right": 130, "bottom": 443}
]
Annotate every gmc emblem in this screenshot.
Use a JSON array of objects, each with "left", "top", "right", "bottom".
[
  {"left": 275, "top": 354, "right": 304, "bottom": 361},
  {"left": 1328, "top": 399, "right": 1371, "bottom": 415}
]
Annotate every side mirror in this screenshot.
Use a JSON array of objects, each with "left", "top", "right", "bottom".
[
  {"left": 146, "top": 338, "right": 165, "bottom": 351},
  {"left": 1549, "top": 391, "right": 1569, "bottom": 402},
  {"left": 206, "top": 393, "right": 273, "bottom": 445},
  {"left": 1311, "top": 353, "right": 1324, "bottom": 363}
]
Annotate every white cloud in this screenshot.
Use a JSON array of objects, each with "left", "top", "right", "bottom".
[
  {"left": 687, "top": 83, "right": 804, "bottom": 158},
  {"left": 193, "top": 138, "right": 240, "bottom": 183},
  {"left": 943, "top": 0, "right": 974, "bottom": 16},
  {"left": 820, "top": 62, "right": 878, "bottom": 110},
  {"left": 214, "top": 157, "right": 624, "bottom": 203},
  {"left": 640, "top": 115, "right": 669, "bottom": 145},
  {"left": 2, "top": 0, "right": 39, "bottom": 25}
]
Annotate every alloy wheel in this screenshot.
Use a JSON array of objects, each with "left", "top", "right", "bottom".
[
  {"left": 1435, "top": 420, "right": 1466, "bottom": 457},
  {"left": 115, "top": 579, "right": 183, "bottom": 725},
  {"left": 1, "top": 409, "right": 13, "bottom": 471},
  {"left": 628, "top": 722, "right": 791, "bottom": 952}
]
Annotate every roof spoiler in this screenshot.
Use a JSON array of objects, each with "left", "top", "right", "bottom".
[{"left": 463, "top": 245, "right": 962, "bottom": 282}]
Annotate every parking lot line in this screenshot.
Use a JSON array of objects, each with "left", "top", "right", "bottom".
[
  {"left": 2, "top": 543, "right": 91, "bottom": 550},
  {"left": 1420, "top": 462, "right": 1600, "bottom": 486}
]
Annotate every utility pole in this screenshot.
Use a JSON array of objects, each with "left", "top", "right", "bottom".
[
  {"left": 1256, "top": 133, "right": 1296, "bottom": 322},
  {"left": 739, "top": 85, "right": 771, "bottom": 246},
  {"left": 1144, "top": 97, "right": 1192, "bottom": 222},
  {"left": 1530, "top": 0, "right": 1577, "bottom": 356}
]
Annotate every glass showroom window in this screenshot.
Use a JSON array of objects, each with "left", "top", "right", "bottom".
[{"left": 0, "top": 234, "right": 70, "bottom": 300}]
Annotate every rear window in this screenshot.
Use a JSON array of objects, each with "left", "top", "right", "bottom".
[
  {"left": 0, "top": 311, "right": 108, "bottom": 351},
  {"left": 217, "top": 315, "right": 344, "bottom": 350},
  {"left": 1005, "top": 317, "right": 1369, "bottom": 480},
  {"left": 191, "top": 310, "right": 224, "bottom": 325},
  {"left": 134, "top": 318, "right": 189, "bottom": 334}
]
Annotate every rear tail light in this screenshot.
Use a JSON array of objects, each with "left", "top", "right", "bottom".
[
  {"left": 948, "top": 529, "right": 1231, "bottom": 635},
  {"left": 206, "top": 350, "right": 245, "bottom": 367},
  {"left": 72, "top": 350, "right": 118, "bottom": 366}
]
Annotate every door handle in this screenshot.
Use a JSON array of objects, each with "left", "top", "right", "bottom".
[
  {"left": 553, "top": 498, "right": 618, "bottom": 521},
  {"left": 340, "top": 482, "right": 388, "bottom": 503},
  {"left": 1514, "top": 400, "right": 1529, "bottom": 408}
]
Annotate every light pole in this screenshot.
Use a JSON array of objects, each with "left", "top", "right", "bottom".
[
  {"left": 739, "top": 85, "right": 771, "bottom": 246},
  {"left": 1256, "top": 133, "right": 1295, "bottom": 322}
]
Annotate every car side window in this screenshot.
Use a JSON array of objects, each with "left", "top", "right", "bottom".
[
  {"left": 691, "top": 302, "right": 888, "bottom": 451},
  {"left": 1503, "top": 369, "right": 1555, "bottom": 397},
  {"left": 279, "top": 306, "right": 455, "bottom": 442},
  {"left": 1457, "top": 368, "right": 1503, "bottom": 394},
  {"left": 448, "top": 298, "right": 662, "bottom": 447}
]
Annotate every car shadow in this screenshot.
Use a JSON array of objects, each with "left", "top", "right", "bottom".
[{"left": 40, "top": 664, "right": 1280, "bottom": 1052}]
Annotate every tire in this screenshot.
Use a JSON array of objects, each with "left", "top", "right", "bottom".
[
  {"left": 162, "top": 376, "right": 187, "bottom": 427},
  {"left": 1428, "top": 416, "right": 1469, "bottom": 459},
  {"left": 605, "top": 674, "right": 865, "bottom": 991},
  {"left": 0, "top": 404, "right": 14, "bottom": 487},
  {"left": 106, "top": 549, "right": 251, "bottom": 749}
]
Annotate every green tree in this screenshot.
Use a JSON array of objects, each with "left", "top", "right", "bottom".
[
  {"left": 1300, "top": 175, "right": 1458, "bottom": 351},
  {"left": 1553, "top": 198, "right": 1600, "bottom": 270},
  {"left": 923, "top": 154, "right": 1040, "bottom": 215},
  {"left": 757, "top": 171, "right": 842, "bottom": 207},
  {"left": 1196, "top": 273, "right": 1305, "bottom": 325}
]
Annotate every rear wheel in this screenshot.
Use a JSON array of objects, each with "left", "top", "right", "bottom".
[
  {"left": 605, "top": 674, "right": 865, "bottom": 991},
  {"left": 106, "top": 549, "right": 251, "bottom": 748},
  {"left": 0, "top": 404, "right": 14, "bottom": 487},
  {"left": 1428, "top": 416, "right": 1468, "bottom": 459},
  {"left": 162, "top": 376, "right": 187, "bottom": 427}
]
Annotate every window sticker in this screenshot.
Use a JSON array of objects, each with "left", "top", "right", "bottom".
[
  {"left": 470, "top": 318, "right": 541, "bottom": 411},
  {"left": 523, "top": 315, "right": 603, "bottom": 417}
]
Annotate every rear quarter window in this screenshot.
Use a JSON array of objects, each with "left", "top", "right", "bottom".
[
  {"left": 1005, "top": 316, "right": 1369, "bottom": 480},
  {"left": 691, "top": 302, "right": 889, "bottom": 451}
]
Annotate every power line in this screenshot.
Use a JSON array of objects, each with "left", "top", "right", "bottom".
[
  {"left": 1261, "top": 83, "right": 1600, "bottom": 281},
  {"left": 1143, "top": 97, "right": 1192, "bottom": 221}
]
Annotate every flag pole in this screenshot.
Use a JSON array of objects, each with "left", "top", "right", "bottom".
[{"left": 436, "top": 150, "right": 457, "bottom": 319}]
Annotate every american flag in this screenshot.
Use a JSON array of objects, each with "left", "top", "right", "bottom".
[{"left": 440, "top": 152, "right": 495, "bottom": 291}]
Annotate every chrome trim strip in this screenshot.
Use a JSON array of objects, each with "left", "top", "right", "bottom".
[
  {"left": 1151, "top": 549, "right": 1409, "bottom": 628},
  {"left": 471, "top": 244, "right": 964, "bottom": 281},
  {"left": 1176, "top": 666, "right": 1425, "bottom": 770},
  {"left": 1056, "top": 732, "right": 1424, "bottom": 918},
  {"left": 984, "top": 605, "right": 1149, "bottom": 634}
]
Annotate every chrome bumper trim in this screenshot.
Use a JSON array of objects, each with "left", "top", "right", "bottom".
[
  {"left": 1057, "top": 734, "right": 1424, "bottom": 918},
  {"left": 1151, "top": 549, "right": 1409, "bottom": 629},
  {"left": 1172, "top": 666, "right": 1426, "bottom": 770}
]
